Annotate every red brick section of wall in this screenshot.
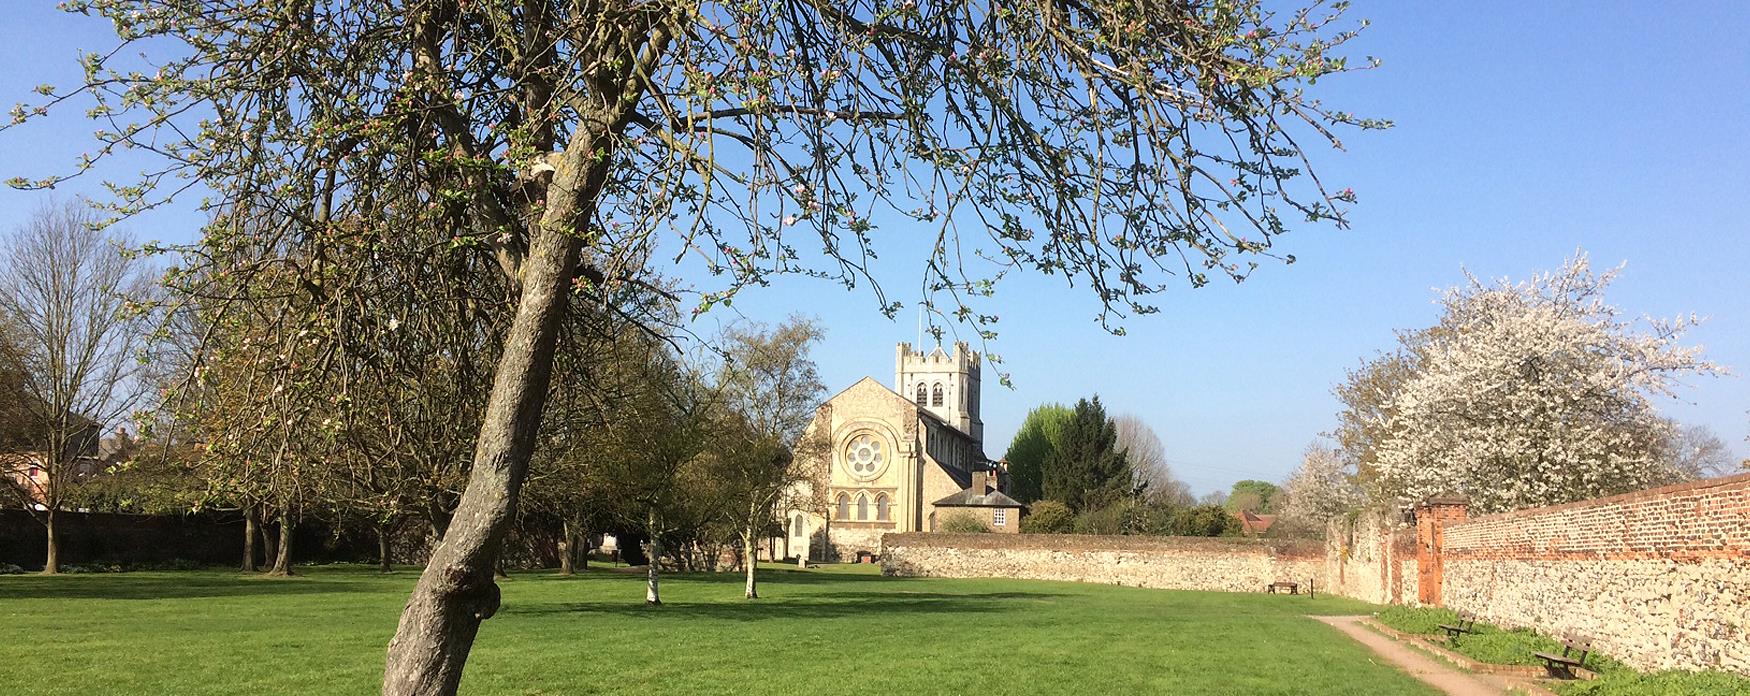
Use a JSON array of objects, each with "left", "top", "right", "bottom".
[
  {"left": 1414, "top": 498, "right": 1469, "bottom": 605},
  {"left": 1440, "top": 473, "right": 1750, "bottom": 561}
]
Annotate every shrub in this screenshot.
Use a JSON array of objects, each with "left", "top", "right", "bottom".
[
  {"left": 1021, "top": 500, "right": 1073, "bottom": 534},
  {"left": 1166, "top": 504, "right": 1236, "bottom": 536},
  {"left": 1072, "top": 503, "right": 1129, "bottom": 535},
  {"left": 938, "top": 511, "right": 993, "bottom": 533}
]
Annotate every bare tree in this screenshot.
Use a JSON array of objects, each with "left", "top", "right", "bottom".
[
  {"left": 0, "top": 200, "right": 157, "bottom": 573},
  {"left": 1113, "top": 414, "right": 1188, "bottom": 503},
  {"left": 1660, "top": 422, "right": 1736, "bottom": 481}
]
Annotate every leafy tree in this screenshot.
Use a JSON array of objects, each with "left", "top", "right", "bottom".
[
  {"left": 1003, "top": 403, "right": 1072, "bottom": 503},
  {"left": 1361, "top": 253, "right": 1719, "bottom": 513},
  {"left": 7, "top": 0, "right": 1383, "bottom": 688},
  {"left": 1224, "top": 479, "right": 1279, "bottom": 514},
  {"left": 710, "top": 317, "right": 828, "bottom": 599},
  {"left": 938, "top": 510, "right": 994, "bottom": 534},
  {"left": 1019, "top": 500, "right": 1073, "bottom": 534},
  {"left": 1043, "top": 397, "right": 1132, "bottom": 512},
  {"left": 1277, "top": 443, "right": 1362, "bottom": 531}
]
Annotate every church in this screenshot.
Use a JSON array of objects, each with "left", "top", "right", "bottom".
[{"left": 779, "top": 341, "right": 1024, "bottom": 562}]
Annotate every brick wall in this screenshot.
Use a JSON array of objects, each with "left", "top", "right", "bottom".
[
  {"left": 1438, "top": 473, "right": 1750, "bottom": 676},
  {"left": 881, "top": 533, "right": 1325, "bottom": 594}
]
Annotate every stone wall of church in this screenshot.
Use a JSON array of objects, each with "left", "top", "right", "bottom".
[
  {"left": 824, "top": 525, "right": 889, "bottom": 561},
  {"left": 881, "top": 533, "right": 1324, "bottom": 593}
]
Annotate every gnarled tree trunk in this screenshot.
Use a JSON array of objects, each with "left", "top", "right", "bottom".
[
  {"left": 380, "top": 170, "right": 590, "bottom": 695},
  {"left": 268, "top": 511, "right": 294, "bottom": 576}
]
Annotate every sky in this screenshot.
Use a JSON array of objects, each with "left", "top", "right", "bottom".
[{"left": 1, "top": 3, "right": 1746, "bottom": 495}]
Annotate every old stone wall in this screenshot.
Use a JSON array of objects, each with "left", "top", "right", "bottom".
[
  {"left": 1439, "top": 473, "right": 1750, "bottom": 676},
  {"left": 1325, "top": 510, "right": 1419, "bottom": 605},
  {"left": 881, "top": 533, "right": 1324, "bottom": 593}
]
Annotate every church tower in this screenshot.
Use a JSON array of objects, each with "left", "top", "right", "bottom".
[{"left": 895, "top": 341, "right": 983, "bottom": 445}]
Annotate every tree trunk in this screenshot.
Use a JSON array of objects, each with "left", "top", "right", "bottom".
[
  {"left": 380, "top": 167, "right": 593, "bottom": 695},
  {"left": 379, "top": 524, "right": 394, "bottom": 573},
  {"left": 241, "top": 506, "right": 258, "bottom": 573},
  {"left": 42, "top": 508, "right": 59, "bottom": 575},
  {"left": 260, "top": 513, "right": 277, "bottom": 568},
  {"left": 579, "top": 531, "right": 589, "bottom": 571},
  {"left": 645, "top": 509, "right": 661, "bottom": 606},
  {"left": 743, "top": 527, "right": 758, "bottom": 600},
  {"left": 379, "top": 17, "right": 671, "bottom": 688},
  {"left": 558, "top": 520, "right": 574, "bottom": 576},
  {"left": 268, "top": 512, "right": 294, "bottom": 576}
]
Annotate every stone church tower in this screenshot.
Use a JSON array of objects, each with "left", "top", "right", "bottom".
[{"left": 895, "top": 341, "right": 983, "bottom": 446}]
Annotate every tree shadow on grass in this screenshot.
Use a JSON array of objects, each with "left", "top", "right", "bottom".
[
  {"left": 503, "top": 590, "right": 1064, "bottom": 622},
  {"left": 0, "top": 572, "right": 387, "bottom": 601}
]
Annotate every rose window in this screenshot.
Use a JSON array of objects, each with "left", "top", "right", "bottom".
[{"left": 846, "top": 434, "right": 885, "bottom": 478}]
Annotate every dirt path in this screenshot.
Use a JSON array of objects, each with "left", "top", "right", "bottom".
[{"left": 1313, "top": 616, "right": 1522, "bottom": 696}]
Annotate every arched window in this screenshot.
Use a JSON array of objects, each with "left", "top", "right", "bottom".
[
  {"left": 876, "top": 494, "right": 891, "bottom": 522},
  {"left": 792, "top": 515, "right": 804, "bottom": 538},
  {"left": 836, "top": 494, "right": 850, "bottom": 520},
  {"left": 931, "top": 383, "right": 944, "bottom": 406},
  {"left": 915, "top": 383, "right": 927, "bottom": 404},
  {"left": 856, "top": 493, "right": 869, "bottom": 521}
]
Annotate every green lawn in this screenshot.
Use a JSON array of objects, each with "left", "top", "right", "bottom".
[{"left": 1, "top": 563, "right": 1437, "bottom": 695}]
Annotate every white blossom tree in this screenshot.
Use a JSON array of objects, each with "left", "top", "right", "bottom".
[
  {"left": 1278, "top": 442, "right": 1361, "bottom": 527},
  {"left": 1364, "top": 252, "right": 1720, "bottom": 514}
]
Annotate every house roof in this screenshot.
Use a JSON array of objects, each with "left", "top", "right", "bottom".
[
  {"left": 932, "top": 487, "right": 1024, "bottom": 509},
  {"left": 1236, "top": 511, "right": 1278, "bottom": 535}
]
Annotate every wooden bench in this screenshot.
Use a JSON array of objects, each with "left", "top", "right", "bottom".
[
  {"left": 1534, "top": 635, "right": 1593, "bottom": 678},
  {"left": 1266, "top": 581, "right": 1299, "bottom": 594},
  {"left": 1438, "top": 610, "right": 1479, "bottom": 641}
]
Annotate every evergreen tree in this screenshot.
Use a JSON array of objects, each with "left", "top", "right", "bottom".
[
  {"left": 1002, "top": 403, "right": 1072, "bottom": 503},
  {"left": 1042, "top": 397, "right": 1133, "bottom": 512}
]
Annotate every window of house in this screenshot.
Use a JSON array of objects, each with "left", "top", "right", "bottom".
[
  {"left": 792, "top": 515, "right": 804, "bottom": 538},
  {"left": 915, "top": 384, "right": 927, "bottom": 404},
  {"left": 993, "top": 508, "right": 1007, "bottom": 526},
  {"left": 876, "top": 494, "right": 891, "bottom": 522},
  {"left": 836, "top": 494, "right": 849, "bottom": 520},
  {"left": 27, "top": 466, "right": 40, "bottom": 478},
  {"left": 931, "top": 383, "right": 943, "bottom": 406},
  {"left": 856, "top": 493, "right": 869, "bottom": 521}
]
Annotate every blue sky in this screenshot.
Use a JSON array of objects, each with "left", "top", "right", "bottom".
[{"left": 2, "top": 3, "right": 1746, "bottom": 495}]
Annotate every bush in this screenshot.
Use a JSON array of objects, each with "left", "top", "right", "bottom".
[
  {"left": 1165, "top": 504, "right": 1236, "bottom": 537},
  {"left": 1021, "top": 500, "right": 1073, "bottom": 534},
  {"left": 1072, "top": 503, "right": 1129, "bottom": 535},
  {"left": 937, "top": 511, "right": 993, "bottom": 533}
]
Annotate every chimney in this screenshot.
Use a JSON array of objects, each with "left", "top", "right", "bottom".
[{"left": 970, "top": 470, "right": 989, "bottom": 496}]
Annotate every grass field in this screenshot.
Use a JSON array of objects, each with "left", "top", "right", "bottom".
[{"left": 0, "top": 563, "right": 1438, "bottom": 695}]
